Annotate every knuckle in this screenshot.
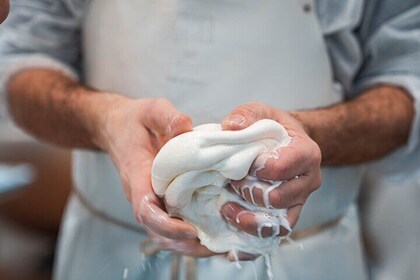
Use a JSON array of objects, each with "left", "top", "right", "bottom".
[
  {"left": 306, "top": 173, "right": 322, "bottom": 194},
  {"left": 298, "top": 150, "right": 310, "bottom": 166},
  {"left": 313, "top": 172, "right": 322, "bottom": 190},
  {"left": 291, "top": 179, "right": 310, "bottom": 205},
  {"left": 297, "top": 191, "right": 308, "bottom": 205},
  {"left": 288, "top": 146, "right": 306, "bottom": 166},
  {"left": 233, "top": 102, "right": 267, "bottom": 121},
  {"left": 153, "top": 97, "right": 171, "bottom": 107},
  {"left": 309, "top": 141, "right": 322, "bottom": 165},
  {"left": 237, "top": 106, "right": 257, "bottom": 121}
]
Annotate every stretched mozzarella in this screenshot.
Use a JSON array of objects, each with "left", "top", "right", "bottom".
[{"left": 152, "top": 119, "right": 291, "bottom": 255}]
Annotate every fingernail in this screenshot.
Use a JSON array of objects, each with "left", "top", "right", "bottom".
[{"left": 227, "top": 115, "right": 245, "bottom": 126}]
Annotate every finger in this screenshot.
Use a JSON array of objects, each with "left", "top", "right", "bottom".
[
  {"left": 229, "top": 175, "right": 317, "bottom": 209},
  {"left": 130, "top": 161, "right": 197, "bottom": 240},
  {"left": 149, "top": 231, "right": 218, "bottom": 258},
  {"left": 221, "top": 102, "right": 276, "bottom": 131},
  {"left": 166, "top": 112, "right": 193, "bottom": 138},
  {"left": 227, "top": 179, "right": 270, "bottom": 207},
  {"left": 142, "top": 98, "right": 192, "bottom": 139},
  {"left": 220, "top": 202, "right": 290, "bottom": 238},
  {"left": 226, "top": 251, "right": 259, "bottom": 262},
  {"left": 251, "top": 137, "right": 321, "bottom": 181},
  {"left": 137, "top": 195, "right": 198, "bottom": 240}
]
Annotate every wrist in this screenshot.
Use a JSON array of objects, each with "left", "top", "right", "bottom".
[
  {"left": 288, "top": 109, "right": 331, "bottom": 164},
  {"left": 87, "top": 92, "right": 132, "bottom": 151},
  {"left": 288, "top": 110, "right": 317, "bottom": 140}
]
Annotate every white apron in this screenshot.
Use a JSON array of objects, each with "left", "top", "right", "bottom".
[
  {"left": 360, "top": 149, "right": 420, "bottom": 280},
  {"left": 54, "top": 1, "right": 367, "bottom": 279}
]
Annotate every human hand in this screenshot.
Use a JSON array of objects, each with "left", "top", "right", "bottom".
[
  {"left": 220, "top": 102, "right": 322, "bottom": 237},
  {"left": 0, "top": 0, "right": 9, "bottom": 23},
  {"left": 99, "top": 97, "right": 202, "bottom": 242}
]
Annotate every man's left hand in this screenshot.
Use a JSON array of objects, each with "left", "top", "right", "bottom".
[{"left": 220, "top": 102, "right": 322, "bottom": 237}]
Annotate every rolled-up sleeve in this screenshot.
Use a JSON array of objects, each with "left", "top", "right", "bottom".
[
  {"left": 353, "top": 0, "right": 420, "bottom": 153},
  {"left": 0, "top": 0, "right": 89, "bottom": 119}
]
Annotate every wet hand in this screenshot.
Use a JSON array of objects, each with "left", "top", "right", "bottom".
[
  {"left": 100, "top": 97, "right": 198, "bottom": 240},
  {"left": 220, "top": 102, "right": 322, "bottom": 237}
]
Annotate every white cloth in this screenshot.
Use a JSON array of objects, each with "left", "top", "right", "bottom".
[{"left": 359, "top": 142, "right": 420, "bottom": 280}]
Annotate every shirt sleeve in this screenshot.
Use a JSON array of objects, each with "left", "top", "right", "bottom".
[
  {"left": 0, "top": 0, "right": 90, "bottom": 120},
  {"left": 352, "top": 0, "right": 420, "bottom": 154}
]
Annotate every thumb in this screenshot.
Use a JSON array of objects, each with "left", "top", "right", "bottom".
[
  {"left": 221, "top": 102, "right": 275, "bottom": 131},
  {"left": 143, "top": 99, "right": 192, "bottom": 140}
]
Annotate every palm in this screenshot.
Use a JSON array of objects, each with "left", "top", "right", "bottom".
[{"left": 103, "top": 98, "right": 199, "bottom": 245}]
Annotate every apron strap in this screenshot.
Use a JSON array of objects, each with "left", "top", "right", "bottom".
[{"left": 72, "top": 187, "right": 145, "bottom": 234}]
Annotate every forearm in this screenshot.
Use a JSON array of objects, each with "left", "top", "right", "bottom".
[
  {"left": 292, "top": 86, "right": 414, "bottom": 165},
  {"left": 6, "top": 69, "right": 127, "bottom": 150}
]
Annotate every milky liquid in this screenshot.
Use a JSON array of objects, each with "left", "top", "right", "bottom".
[
  {"left": 232, "top": 176, "right": 283, "bottom": 209},
  {"left": 264, "top": 254, "right": 274, "bottom": 280}
]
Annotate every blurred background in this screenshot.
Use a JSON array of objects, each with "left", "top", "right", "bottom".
[{"left": 0, "top": 114, "right": 72, "bottom": 280}]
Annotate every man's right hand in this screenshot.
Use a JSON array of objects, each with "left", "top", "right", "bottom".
[{"left": 97, "top": 97, "right": 199, "bottom": 240}]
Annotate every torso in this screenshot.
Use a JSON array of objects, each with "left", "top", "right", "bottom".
[{"left": 77, "top": 0, "right": 362, "bottom": 231}]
